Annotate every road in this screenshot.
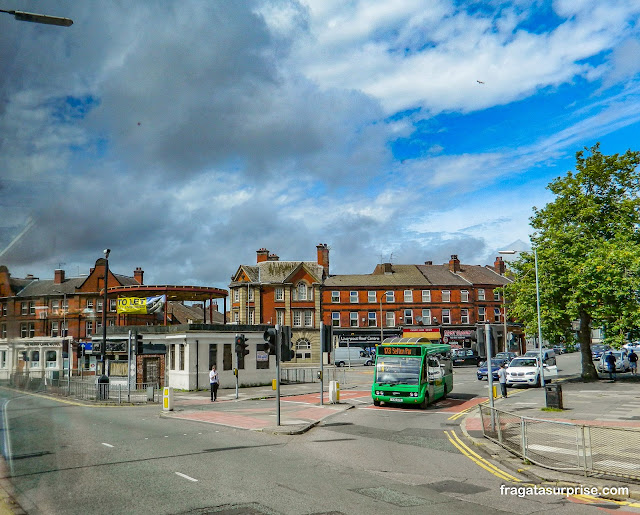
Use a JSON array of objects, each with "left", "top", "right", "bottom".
[{"left": 0, "top": 352, "right": 619, "bottom": 514}]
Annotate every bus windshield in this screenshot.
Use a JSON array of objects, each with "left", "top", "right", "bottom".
[{"left": 375, "top": 356, "right": 421, "bottom": 385}]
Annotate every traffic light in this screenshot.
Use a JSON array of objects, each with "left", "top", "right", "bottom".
[
  {"left": 280, "top": 326, "right": 293, "bottom": 362},
  {"left": 235, "top": 334, "right": 249, "bottom": 357},
  {"left": 136, "top": 334, "right": 144, "bottom": 355},
  {"left": 263, "top": 328, "right": 277, "bottom": 355}
]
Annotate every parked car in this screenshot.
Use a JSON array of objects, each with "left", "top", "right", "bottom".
[
  {"left": 524, "top": 348, "right": 556, "bottom": 366},
  {"left": 334, "top": 347, "right": 373, "bottom": 367},
  {"left": 552, "top": 345, "right": 565, "bottom": 355},
  {"left": 505, "top": 356, "right": 558, "bottom": 387},
  {"left": 597, "top": 351, "right": 630, "bottom": 373},
  {"left": 477, "top": 358, "right": 507, "bottom": 381},
  {"left": 591, "top": 344, "right": 611, "bottom": 361},
  {"left": 452, "top": 348, "right": 481, "bottom": 366},
  {"left": 495, "top": 351, "right": 517, "bottom": 363}
]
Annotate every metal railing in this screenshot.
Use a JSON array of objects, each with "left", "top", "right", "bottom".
[
  {"left": 280, "top": 366, "right": 347, "bottom": 385},
  {"left": 7, "top": 373, "right": 160, "bottom": 404},
  {"left": 480, "top": 405, "right": 640, "bottom": 481}
]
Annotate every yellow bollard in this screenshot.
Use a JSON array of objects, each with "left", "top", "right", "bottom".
[
  {"left": 272, "top": 379, "right": 277, "bottom": 390},
  {"left": 492, "top": 385, "right": 497, "bottom": 399},
  {"left": 336, "top": 382, "right": 340, "bottom": 401}
]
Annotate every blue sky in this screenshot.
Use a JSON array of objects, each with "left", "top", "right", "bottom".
[{"left": 1, "top": 0, "right": 640, "bottom": 293}]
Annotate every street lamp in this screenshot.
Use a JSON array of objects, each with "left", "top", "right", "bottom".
[
  {"left": 96, "top": 249, "right": 111, "bottom": 400},
  {"left": 0, "top": 9, "right": 73, "bottom": 26},
  {"left": 101, "top": 249, "right": 110, "bottom": 377},
  {"left": 379, "top": 291, "right": 394, "bottom": 345},
  {"left": 499, "top": 248, "right": 546, "bottom": 387},
  {"left": 53, "top": 289, "right": 70, "bottom": 393}
]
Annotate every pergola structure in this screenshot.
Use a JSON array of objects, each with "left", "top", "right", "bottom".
[{"left": 107, "top": 285, "right": 228, "bottom": 325}]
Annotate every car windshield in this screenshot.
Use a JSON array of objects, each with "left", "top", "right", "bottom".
[
  {"left": 375, "top": 357, "right": 422, "bottom": 385},
  {"left": 510, "top": 358, "right": 538, "bottom": 367}
]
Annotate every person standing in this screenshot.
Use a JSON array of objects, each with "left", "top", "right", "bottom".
[
  {"left": 604, "top": 351, "right": 617, "bottom": 382},
  {"left": 497, "top": 362, "right": 508, "bottom": 398},
  {"left": 629, "top": 349, "right": 638, "bottom": 376},
  {"left": 209, "top": 365, "right": 219, "bottom": 401}
]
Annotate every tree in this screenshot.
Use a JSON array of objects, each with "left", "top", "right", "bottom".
[{"left": 507, "top": 144, "right": 640, "bottom": 381}]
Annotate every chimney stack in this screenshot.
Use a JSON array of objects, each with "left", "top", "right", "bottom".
[
  {"left": 316, "top": 243, "right": 330, "bottom": 279},
  {"left": 134, "top": 267, "right": 144, "bottom": 284},
  {"left": 448, "top": 255, "right": 461, "bottom": 273},
  {"left": 494, "top": 256, "right": 506, "bottom": 275},
  {"left": 54, "top": 269, "right": 65, "bottom": 284},
  {"left": 424, "top": 260, "right": 432, "bottom": 265},
  {"left": 256, "top": 248, "right": 269, "bottom": 263}
]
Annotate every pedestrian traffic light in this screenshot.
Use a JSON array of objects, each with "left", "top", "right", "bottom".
[
  {"left": 136, "top": 334, "right": 144, "bottom": 355},
  {"left": 235, "top": 334, "right": 249, "bottom": 357},
  {"left": 263, "top": 328, "right": 277, "bottom": 355}
]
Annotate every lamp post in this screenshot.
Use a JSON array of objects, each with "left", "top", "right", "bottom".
[
  {"left": 499, "top": 248, "right": 546, "bottom": 387},
  {"left": 53, "top": 290, "right": 69, "bottom": 392},
  {"left": 0, "top": 8, "right": 73, "bottom": 26},
  {"left": 379, "top": 291, "right": 394, "bottom": 345},
  {"left": 97, "top": 249, "right": 111, "bottom": 400}
]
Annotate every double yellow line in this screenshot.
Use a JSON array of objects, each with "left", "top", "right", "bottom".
[{"left": 444, "top": 429, "right": 522, "bottom": 482}]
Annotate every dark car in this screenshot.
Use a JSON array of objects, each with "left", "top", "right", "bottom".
[
  {"left": 452, "top": 348, "right": 481, "bottom": 366},
  {"left": 591, "top": 344, "right": 611, "bottom": 361},
  {"left": 477, "top": 358, "right": 507, "bottom": 380},
  {"left": 495, "top": 351, "right": 517, "bottom": 363}
]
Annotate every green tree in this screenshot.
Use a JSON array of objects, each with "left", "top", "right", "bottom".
[{"left": 507, "top": 144, "right": 640, "bottom": 380}]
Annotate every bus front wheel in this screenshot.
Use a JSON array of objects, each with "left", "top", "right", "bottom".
[
  {"left": 373, "top": 399, "right": 380, "bottom": 407},
  {"left": 420, "top": 394, "right": 429, "bottom": 409}
]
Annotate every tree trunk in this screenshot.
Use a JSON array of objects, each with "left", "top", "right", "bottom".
[{"left": 579, "top": 311, "right": 598, "bottom": 381}]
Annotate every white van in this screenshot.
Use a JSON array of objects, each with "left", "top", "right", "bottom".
[{"left": 333, "top": 347, "right": 374, "bottom": 367}]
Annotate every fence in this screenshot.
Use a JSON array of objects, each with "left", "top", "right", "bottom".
[
  {"left": 479, "top": 405, "right": 640, "bottom": 481},
  {"left": 280, "top": 366, "right": 347, "bottom": 385},
  {"left": 7, "top": 373, "right": 160, "bottom": 404}
]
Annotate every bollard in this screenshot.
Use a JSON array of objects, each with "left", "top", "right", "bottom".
[
  {"left": 163, "top": 387, "right": 174, "bottom": 411},
  {"left": 329, "top": 381, "right": 340, "bottom": 403},
  {"left": 97, "top": 374, "right": 109, "bottom": 401}
]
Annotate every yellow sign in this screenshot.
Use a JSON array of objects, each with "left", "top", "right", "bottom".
[{"left": 116, "top": 295, "right": 166, "bottom": 314}]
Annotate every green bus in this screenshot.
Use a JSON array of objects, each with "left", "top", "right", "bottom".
[{"left": 371, "top": 337, "right": 453, "bottom": 408}]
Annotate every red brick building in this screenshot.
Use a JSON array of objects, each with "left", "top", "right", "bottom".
[
  {"left": 323, "top": 255, "right": 518, "bottom": 356},
  {"left": 0, "top": 260, "right": 153, "bottom": 381}
]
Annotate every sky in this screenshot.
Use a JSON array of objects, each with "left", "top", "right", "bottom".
[{"left": 1, "top": 0, "right": 640, "bottom": 296}]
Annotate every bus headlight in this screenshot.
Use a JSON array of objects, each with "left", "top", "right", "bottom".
[
  {"left": 375, "top": 390, "right": 383, "bottom": 395},
  {"left": 409, "top": 392, "right": 418, "bottom": 397}
]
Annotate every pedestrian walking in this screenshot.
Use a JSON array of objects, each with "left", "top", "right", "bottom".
[
  {"left": 629, "top": 349, "right": 638, "bottom": 376},
  {"left": 209, "top": 365, "right": 219, "bottom": 401},
  {"left": 497, "top": 362, "right": 508, "bottom": 398},
  {"left": 604, "top": 351, "right": 617, "bottom": 382}
]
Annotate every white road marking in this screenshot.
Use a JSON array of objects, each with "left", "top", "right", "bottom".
[
  {"left": 175, "top": 472, "right": 198, "bottom": 482},
  {"left": 101, "top": 443, "right": 114, "bottom": 448}
]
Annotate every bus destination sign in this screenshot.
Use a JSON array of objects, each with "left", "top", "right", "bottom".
[{"left": 378, "top": 346, "right": 421, "bottom": 356}]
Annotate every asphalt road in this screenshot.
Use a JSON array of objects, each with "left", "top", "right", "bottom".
[{"left": 0, "top": 352, "right": 620, "bottom": 514}]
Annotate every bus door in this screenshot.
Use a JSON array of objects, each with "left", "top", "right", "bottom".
[{"left": 426, "top": 355, "right": 444, "bottom": 399}]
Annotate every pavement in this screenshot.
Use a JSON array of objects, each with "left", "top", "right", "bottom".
[
  {"left": 161, "top": 381, "right": 368, "bottom": 434},
  {"left": 461, "top": 373, "right": 640, "bottom": 504}
]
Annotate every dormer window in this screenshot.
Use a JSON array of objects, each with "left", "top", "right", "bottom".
[{"left": 293, "top": 282, "right": 312, "bottom": 301}]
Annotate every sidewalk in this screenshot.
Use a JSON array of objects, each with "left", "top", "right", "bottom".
[
  {"left": 460, "top": 374, "right": 640, "bottom": 500},
  {"left": 162, "top": 381, "right": 371, "bottom": 434}
]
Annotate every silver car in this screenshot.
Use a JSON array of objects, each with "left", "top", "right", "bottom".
[{"left": 597, "top": 351, "right": 630, "bottom": 373}]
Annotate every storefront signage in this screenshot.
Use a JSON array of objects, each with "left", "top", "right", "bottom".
[{"left": 117, "top": 295, "right": 166, "bottom": 314}]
